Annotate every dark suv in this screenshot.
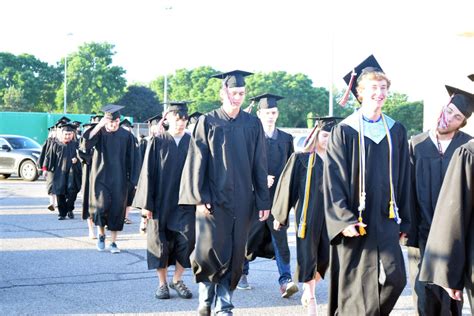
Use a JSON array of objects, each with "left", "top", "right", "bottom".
[{"left": 0, "top": 135, "right": 41, "bottom": 181}]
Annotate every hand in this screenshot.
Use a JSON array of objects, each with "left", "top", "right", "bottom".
[
  {"left": 442, "top": 286, "right": 462, "bottom": 301},
  {"left": 146, "top": 210, "right": 153, "bottom": 219},
  {"left": 259, "top": 210, "right": 270, "bottom": 221},
  {"left": 399, "top": 232, "right": 407, "bottom": 241},
  {"left": 267, "top": 175, "right": 275, "bottom": 188},
  {"left": 71, "top": 157, "right": 77, "bottom": 164},
  {"left": 273, "top": 220, "right": 282, "bottom": 231},
  {"left": 98, "top": 116, "right": 110, "bottom": 127},
  {"left": 197, "top": 203, "right": 212, "bottom": 216},
  {"left": 342, "top": 222, "right": 367, "bottom": 237}
]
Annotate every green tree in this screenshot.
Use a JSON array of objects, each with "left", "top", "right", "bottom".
[
  {"left": 117, "top": 85, "right": 163, "bottom": 122},
  {"left": 0, "top": 52, "right": 61, "bottom": 111},
  {"left": 1, "top": 86, "right": 29, "bottom": 111},
  {"left": 56, "top": 42, "right": 127, "bottom": 114},
  {"left": 150, "top": 66, "right": 221, "bottom": 114}
]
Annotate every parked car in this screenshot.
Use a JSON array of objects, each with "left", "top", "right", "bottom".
[{"left": 0, "top": 135, "right": 41, "bottom": 181}]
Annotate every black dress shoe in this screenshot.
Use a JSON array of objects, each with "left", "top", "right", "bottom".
[
  {"left": 67, "top": 211, "right": 74, "bottom": 219},
  {"left": 58, "top": 216, "right": 66, "bottom": 220},
  {"left": 197, "top": 306, "right": 211, "bottom": 316}
]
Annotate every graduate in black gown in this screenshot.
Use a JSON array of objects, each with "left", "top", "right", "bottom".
[
  {"left": 419, "top": 140, "right": 474, "bottom": 314},
  {"left": 84, "top": 104, "right": 140, "bottom": 254},
  {"left": 120, "top": 118, "right": 140, "bottom": 225},
  {"left": 136, "top": 114, "right": 163, "bottom": 234},
  {"left": 239, "top": 93, "right": 297, "bottom": 297},
  {"left": 273, "top": 117, "right": 337, "bottom": 315},
  {"left": 44, "top": 123, "right": 82, "bottom": 220},
  {"left": 133, "top": 102, "right": 195, "bottom": 300},
  {"left": 323, "top": 55, "right": 411, "bottom": 315},
  {"left": 38, "top": 124, "right": 58, "bottom": 212},
  {"left": 408, "top": 85, "right": 473, "bottom": 315},
  {"left": 179, "top": 70, "right": 271, "bottom": 316},
  {"left": 78, "top": 115, "right": 101, "bottom": 239}
]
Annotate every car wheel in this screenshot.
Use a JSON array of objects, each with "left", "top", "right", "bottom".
[
  {"left": 20, "top": 160, "right": 39, "bottom": 181},
  {"left": 0, "top": 174, "right": 11, "bottom": 179}
]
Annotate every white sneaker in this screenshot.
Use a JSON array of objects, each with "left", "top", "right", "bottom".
[{"left": 109, "top": 242, "right": 121, "bottom": 254}]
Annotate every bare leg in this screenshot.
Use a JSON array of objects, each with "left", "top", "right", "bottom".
[
  {"left": 124, "top": 206, "right": 132, "bottom": 224},
  {"left": 173, "top": 262, "right": 186, "bottom": 283},
  {"left": 110, "top": 230, "right": 118, "bottom": 243},
  {"left": 87, "top": 218, "right": 96, "bottom": 239},
  {"left": 157, "top": 267, "right": 168, "bottom": 286}
]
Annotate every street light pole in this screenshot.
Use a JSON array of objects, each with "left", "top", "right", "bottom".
[
  {"left": 63, "top": 54, "right": 67, "bottom": 114},
  {"left": 63, "top": 32, "right": 73, "bottom": 114}
]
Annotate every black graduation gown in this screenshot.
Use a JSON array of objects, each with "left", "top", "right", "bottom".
[
  {"left": 408, "top": 131, "right": 471, "bottom": 315},
  {"left": 45, "top": 141, "right": 82, "bottom": 196},
  {"left": 38, "top": 137, "right": 55, "bottom": 195},
  {"left": 419, "top": 141, "right": 474, "bottom": 315},
  {"left": 409, "top": 130, "right": 472, "bottom": 248},
  {"left": 126, "top": 132, "right": 141, "bottom": 207},
  {"left": 246, "top": 129, "right": 294, "bottom": 261},
  {"left": 323, "top": 120, "right": 411, "bottom": 315},
  {"left": 133, "top": 132, "right": 195, "bottom": 269},
  {"left": 84, "top": 127, "right": 140, "bottom": 231},
  {"left": 272, "top": 152, "right": 329, "bottom": 282},
  {"left": 78, "top": 128, "right": 94, "bottom": 220},
  {"left": 179, "top": 107, "right": 271, "bottom": 290}
]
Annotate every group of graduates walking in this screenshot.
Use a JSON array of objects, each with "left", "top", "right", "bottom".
[{"left": 38, "top": 54, "right": 474, "bottom": 316}]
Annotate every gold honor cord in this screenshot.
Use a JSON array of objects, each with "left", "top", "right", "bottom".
[
  {"left": 297, "top": 152, "right": 315, "bottom": 239},
  {"left": 381, "top": 115, "right": 401, "bottom": 224},
  {"left": 357, "top": 112, "right": 401, "bottom": 236},
  {"left": 357, "top": 113, "right": 367, "bottom": 236}
]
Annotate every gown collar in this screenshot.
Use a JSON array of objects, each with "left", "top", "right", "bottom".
[{"left": 342, "top": 110, "right": 395, "bottom": 144}]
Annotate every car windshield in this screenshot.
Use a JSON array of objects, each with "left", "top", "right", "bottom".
[{"left": 5, "top": 137, "right": 41, "bottom": 149}]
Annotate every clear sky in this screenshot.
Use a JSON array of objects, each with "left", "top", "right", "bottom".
[{"left": 1, "top": 0, "right": 474, "bottom": 106}]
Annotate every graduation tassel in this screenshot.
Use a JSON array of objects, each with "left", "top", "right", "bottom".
[
  {"left": 338, "top": 69, "right": 357, "bottom": 107},
  {"left": 243, "top": 101, "right": 255, "bottom": 113},
  {"left": 357, "top": 113, "right": 367, "bottom": 236},
  {"left": 357, "top": 192, "right": 367, "bottom": 236},
  {"left": 388, "top": 201, "right": 395, "bottom": 219},
  {"left": 382, "top": 115, "right": 402, "bottom": 224},
  {"left": 297, "top": 152, "right": 315, "bottom": 239}
]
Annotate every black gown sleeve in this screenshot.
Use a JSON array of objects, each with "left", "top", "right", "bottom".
[
  {"left": 323, "top": 125, "right": 358, "bottom": 244},
  {"left": 395, "top": 124, "right": 411, "bottom": 234},
  {"left": 419, "top": 144, "right": 474, "bottom": 290},
  {"left": 133, "top": 137, "right": 159, "bottom": 211},
  {"left": 252, "top": 120, "right": 271, "bottom": 211},
  {"left": 407, "top": 138, "right": 419, "bottom": 246},
  {"left": 179, "top": 116, "right": 211, "bottom": 205},
  {"left": 272, "top": 153, "right": 298, "bottom": 226}
]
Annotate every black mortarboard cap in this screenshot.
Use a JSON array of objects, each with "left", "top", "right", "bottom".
[
  {"left": 311, "top": 116, "right": 344, "bottom": 132},
  {"left": 101, "top": 104, "right": 124, "bottom": 120},
  {"left": 250, "top": 93, "right": 284, "bottom": 109},
  {"left": 120, "top": 118, "right": 133, "bottom": 128},
  {"left": 90, "top": 115, "right": 103, "bottom": 123},
  {"left": 188, "top": 111, "right": 203, "bottom": 125},
  {"left": 55, "top": 116, "right": 71, "bottom": 126},
  {"left": 445, "top": 85, "right": 474, "bottom": 118},
  {"left": 340, "top": 55, "right": 384, "bottom": 106},
  {"left": 145, "top": 114, "right": 163, "bottom": 126},
  {"left": 166, "top": 101, "right": 191, "bottom": 113},
  {"left": 211, "top": 70, "right": 253, "bottom": 88},
  {"left": 71, "top": 121, "right": 81, "bottom": 128},
  {"left": 58, "top": 122, "right": 76, "bottom": 132}
]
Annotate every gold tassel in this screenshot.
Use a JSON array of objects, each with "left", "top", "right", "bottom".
[
  {"left": 389, "top": 201, "right": 395, "bottom": 219},
  {"left": 297, "top": 223, "right": 306, "bottom": 239},
  {"left": 358, "top": 216, "right": 367, "bottom": 236}
]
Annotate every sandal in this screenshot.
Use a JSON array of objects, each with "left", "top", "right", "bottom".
[{"left": 124, "top": 218, "right": 132, "bottom": 224}]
